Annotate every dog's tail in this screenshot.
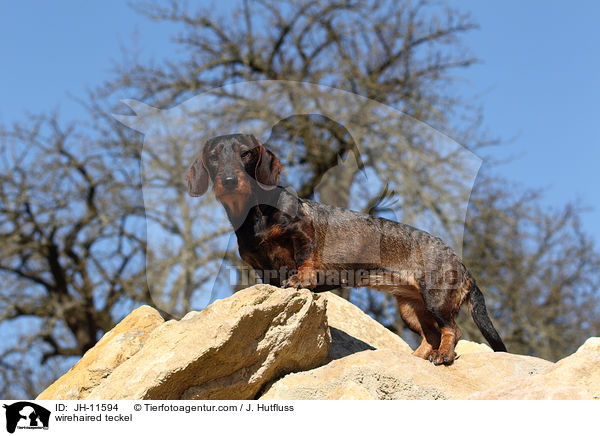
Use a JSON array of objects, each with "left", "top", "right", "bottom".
[{"left": 466, "top": 283, "right": 507, "bottom": 352}]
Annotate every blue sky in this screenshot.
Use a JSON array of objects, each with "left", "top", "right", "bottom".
[
  {"left": 460, "top": 1, "right": 600, "bottom": 236},
  {"left": 1, "top": 1, "right": 599, "bottom": 244}
]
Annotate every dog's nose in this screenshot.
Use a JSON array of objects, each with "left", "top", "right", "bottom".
[{"left": 222, "top": 175, "right": 238, "bottom": 189}]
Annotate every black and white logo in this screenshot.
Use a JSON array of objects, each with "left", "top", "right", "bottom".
[{"left": 2, "top": 402, "right": 50, "bottom": 433}]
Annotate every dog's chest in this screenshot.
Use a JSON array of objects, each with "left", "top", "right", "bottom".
[{"left": 238, "top": 233, "right": 297, "bottom": 272}]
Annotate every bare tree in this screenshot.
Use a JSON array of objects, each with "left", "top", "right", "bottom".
[
  {"left": 459, "top": 176, "right": 600, "bottom": 361},
  {"left": 0, "top": 113, "right": 149, "bottom": 396}
]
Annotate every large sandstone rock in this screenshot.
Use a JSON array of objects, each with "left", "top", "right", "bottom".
[
  {"left": 323, "top": 291, "right": 412, "bottom": 359},
  {"left": 471, "top": 337, "right": 600, "bottom": 399},
  {"left": 87, "top": 285, "right": 330, "bottom": 400},
  {"left": 37, "top": 281, "right": 598, "bottom": 401},
  {"left": 37, "top": 305, "right": 164, "bottom": 400},
  {"left": 260, "top": 348, "right": 551, "bottom": 400}
]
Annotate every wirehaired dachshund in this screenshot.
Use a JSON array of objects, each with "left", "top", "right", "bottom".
[{"left": 186, "top": 133, "right": 507, "bottom": 365}]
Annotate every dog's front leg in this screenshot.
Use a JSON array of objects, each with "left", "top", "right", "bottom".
[{"left": 282, "top": 222, "right": 318, "bottom": 290}]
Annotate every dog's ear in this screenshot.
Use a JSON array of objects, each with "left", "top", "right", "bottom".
[
  {"left": 186, "top": 154, "right": 209, "bottom": 197},
  {"left": 254, "top": 136, "right": 282, "bottom": 190}
]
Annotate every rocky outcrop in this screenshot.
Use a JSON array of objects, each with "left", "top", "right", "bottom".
[
  {"left": 38, "top": 285, "right": 330, "bottom": 400},
  {"left": 88, "top": 285, "right": 330, "bottom": 400},
  {"left": 260, "top": 348, "right": 552, "bottom": 400},
  {"left": 470, "top": 337, "right": 600, "bottom": 399},
  {"left": 37, "top": 285, "right": 600, "bottom": 400}
]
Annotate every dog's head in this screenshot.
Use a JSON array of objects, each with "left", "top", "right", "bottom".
[{"left": 186, "top": 134, "right": 282, "bottom": 217}]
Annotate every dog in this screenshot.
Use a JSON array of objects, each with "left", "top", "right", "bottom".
[{"left": 186, "top": 133, "right": 507, "bottom": 365}]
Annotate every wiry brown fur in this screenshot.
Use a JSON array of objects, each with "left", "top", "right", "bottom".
[{"left": 187, "top": 134, "right": 506, "bottom": 365}]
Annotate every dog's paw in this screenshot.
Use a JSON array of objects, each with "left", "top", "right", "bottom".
[
  {"left": 283, "top": 268, "right": 317, "bottom": 290},
  {"left": 428, "top": 349, "right": 457, "bottom": 366}
]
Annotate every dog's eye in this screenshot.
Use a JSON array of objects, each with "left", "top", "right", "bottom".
[{"left": 240, "top": 150, "right": 252, "bottom": 159}]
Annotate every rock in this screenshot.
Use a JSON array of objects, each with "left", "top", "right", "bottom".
[
  {"left": 37, "top": 305, "right": 164, "bottom": 400},
  {"left": 324, "top": 381, "right": 376, "bottom": 400},
  {"left": 577, "top": 337, "right": 600, "bottom": 354},
  {"left": 87, "top": 285, "right": 330, "bottom": 400},
  {"left": 451, "top": 352, "right": 552, "bottom": 392},
  {"left": 323, "top": 291, "right": 412, "bottom": 359},
  {"left": 455, "top": 340, "right": 492, "bottom": 357},
  {"left": 261, "top": 349, "right": 465, "bottom": 400},
  {"left": 38, "top": 281, "right": 599, "bottom": 401},
  {"left": 471, "top": 337, "right": 600, "bottom": 399},
  {"left": 260, "top": 348, "right": 551, "bottom": 400}
]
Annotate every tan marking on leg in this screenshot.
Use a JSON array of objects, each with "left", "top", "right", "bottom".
[
  {"left": 430, "top": 325, "right": 457, "bottom": 365},
  {"left": 394, "top": 295, "right": 440, "bottom": 361}
]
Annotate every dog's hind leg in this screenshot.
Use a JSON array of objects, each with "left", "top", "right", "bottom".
[
  {"left": 430, "top": 324, "right": 458, "bottom": 365},
  {"left": 418, "top": 284, "right": 461, "bottom": 365},
  {"left": 394, "top": 295, "right": 441, "bottom": 360}
]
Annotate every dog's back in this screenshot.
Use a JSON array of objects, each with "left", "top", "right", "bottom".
[{"left": 300, "top": 198, "right": 467, "bottom": 283}]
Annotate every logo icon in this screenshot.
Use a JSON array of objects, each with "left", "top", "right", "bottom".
[{"left": 2, "top": 402, "right": 50, "bottom": 433}]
